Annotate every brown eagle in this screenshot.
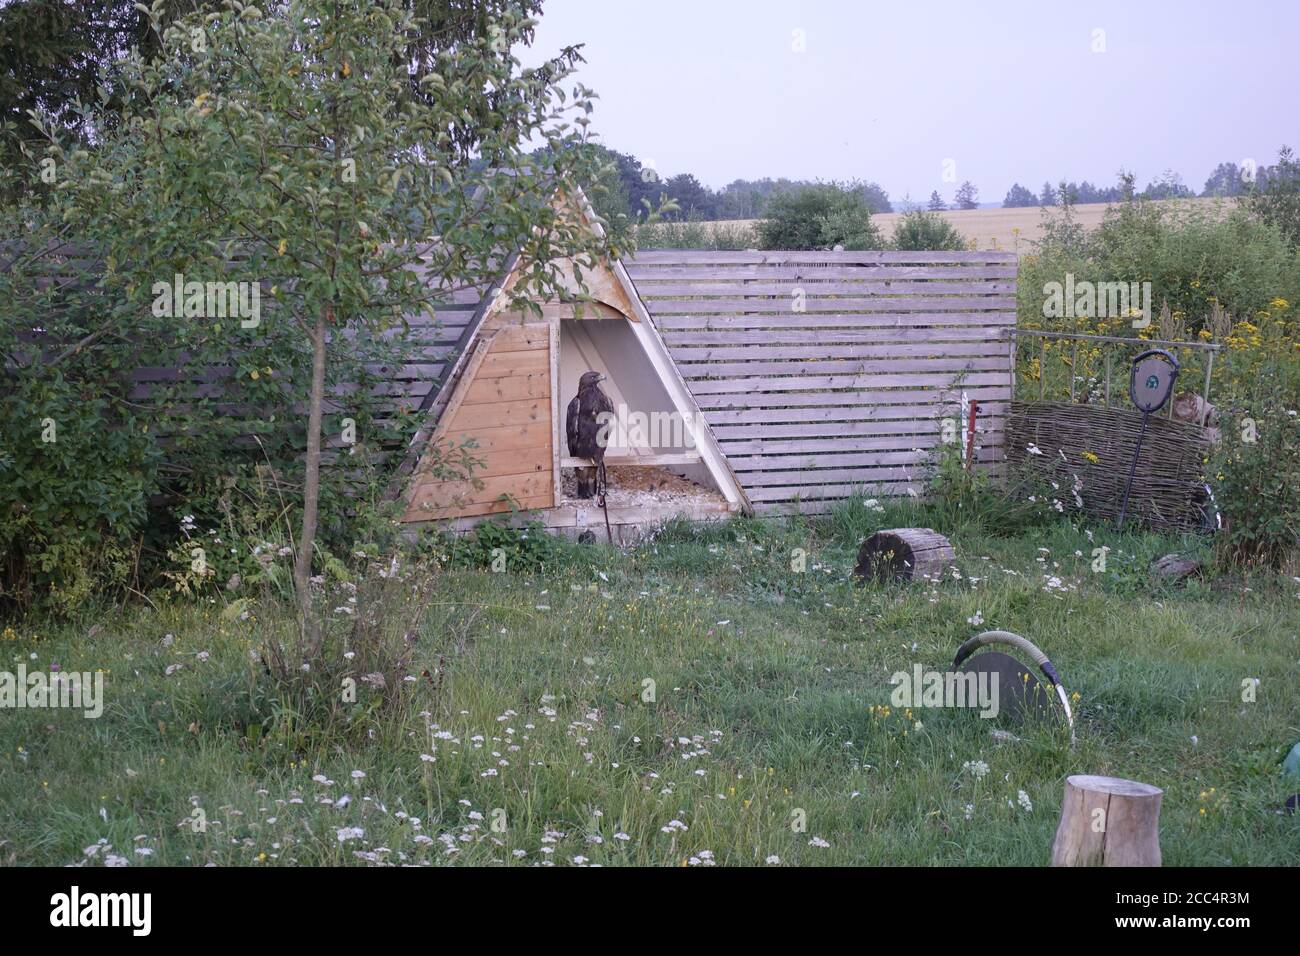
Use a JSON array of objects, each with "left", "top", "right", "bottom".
[{"left": 566, "top": 371, "right": 614, "bottom": 500}]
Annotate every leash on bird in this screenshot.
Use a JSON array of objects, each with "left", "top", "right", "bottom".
[{"left": 597, "top": 459, "right": 613, "bottom": 544}]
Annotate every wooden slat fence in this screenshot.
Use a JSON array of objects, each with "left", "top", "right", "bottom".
[
  {"left": 627, "top": 250, "right": 1017, "bottom": 514},
  {"left": 2, "top": 245, "right": 486, "bottom": 454}
]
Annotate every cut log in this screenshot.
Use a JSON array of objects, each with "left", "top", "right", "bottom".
[
  {"left": 1051, "top": 775, "right": 1163, "bottom": 867},
  {"left": 1172, "top": 391, "right": 1217, "bottom": 426},
  {"left": 1150, "top": 553, "right": 1202, "bottom": 584},
  {"left": 853, "top": 528, "right": 954, "bottom": 583}
]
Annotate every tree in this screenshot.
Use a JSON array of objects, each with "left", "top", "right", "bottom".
[
  {"left": 890, "top": 211, "right": 967, "bottom": 251},
  {"left": 1002, "top": 183, "right": 1036, "bottom": 208},
  {"left": 757, "top": 182, "right": 883, "bottom": 250},
  {"left": 1141, "top": 169, "right": 1194, "bottom": 200},
  {"left": 1247, "top": 145, "right": 1300, "bottom": 247},
  {"left": 26, "top": 0, "right": 610, "bottom": 662},
  {"left": 856, "top": 181, "right": 893, "bottom": 213},
  {"left": 664, "top": 172, "right": 714, "bottom": 219},
  {"left": 1039, "top": 181, "right": 1057, "bottom": 206},
  {"left": 927, "top": 190, "right": 946, "bottom": 211},
  {"left": 1202, "top": 162, "right": 1246, "bottom": 198},
  {"left": 954, "top": 181, "right": 979, "bottom": 210}
]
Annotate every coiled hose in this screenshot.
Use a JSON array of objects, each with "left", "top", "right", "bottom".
[{"left": 952, "top": 630, "right": 1075, "bottom": 743}]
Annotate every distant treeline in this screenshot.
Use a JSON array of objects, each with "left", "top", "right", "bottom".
[{"left": 580, "top": 142, "right": 1297, "bottom": 220}]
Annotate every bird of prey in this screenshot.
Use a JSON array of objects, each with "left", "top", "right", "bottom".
[{"left": 566, "top": 371, "right": 614, "bottom": 500}]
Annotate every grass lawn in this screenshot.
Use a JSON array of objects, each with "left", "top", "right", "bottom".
[{"left": 2, "top": 500, "right": 1298, "bottom": 867}]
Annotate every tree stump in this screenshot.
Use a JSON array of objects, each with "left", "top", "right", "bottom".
[
  {"left": 1051, "top": 775, "right": 1163, "bottom": 867},
  {"left": 853, "top": 528, "right": 954, "bottom": 583}
]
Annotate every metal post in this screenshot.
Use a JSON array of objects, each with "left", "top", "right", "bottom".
[
  {"left": 1116, "top": 411, "right": 1150, "bottom": 530},
  {"left": 1104, "top": 352, "right": 1112, "bottom": 407}
]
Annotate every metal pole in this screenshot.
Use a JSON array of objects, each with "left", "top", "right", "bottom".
[
  {"left": 1116, "top": 411, "right": 1149, "bottom": 530},
  {"left": 1104, "top": 352, "right": 1112, "bottom": 407}
]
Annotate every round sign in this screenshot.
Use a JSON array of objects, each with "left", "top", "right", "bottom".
[{"left": 1129, "top": 349, "right": 1180, "bottom": 414}]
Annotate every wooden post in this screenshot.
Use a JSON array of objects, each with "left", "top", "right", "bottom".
[
  {"left": 1051, "top": 775, "right": 1163, "bottom": 867},
  {"left": 965, "top": 399, "right": 978, "bottom": 469},
  {"left": 1104, "top": 352, "right": 1112, "bottom": 407},
  {"left": 1200, "top": 350, "right": 1214, "bottom": 427},
  {"left": 1039, "top": 339, "right": 1046, "bottom": 401},
  {"left": 1069, "top": 341, "right": 1078, "bottom": 402}
]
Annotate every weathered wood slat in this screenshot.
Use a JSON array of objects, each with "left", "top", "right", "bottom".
[
  {"left": 437, "top": 421, "right": 553, "bottom": 454},
  {"left": 733, "top": 447, "right": 1003, "bottom": 478},
  {"left": 667, "top": 341, "right": 1014, "bottom": 361},
  {"left": 687, "top": 371, "right": 1010, "bottom": 395},
  {"left": 627, "top": 265, "right": 1018, "bottom": 281},
  {"left": 708, "top": 404, "right": 1008, "bottom": 430},
  {"left": 628, "top": 250, "right": 1018, "bottom": 264},
  {"left": 475, "top": 348, "right": 549, "bottom": 379},
  {"left": 647, "top": 296, "right": 1018, "bottom": 315},
  {"left": 653, "top": 312, "right": 1016, "bottom": 330},
  {"left": 697, "top": 385, "right": 1011, "bottom": 410},
  {"left": 661, "top": 326, "right": 1009, "bottom": 346},
  {"left": 720, "top": 433, "right": 1004, "bottom": 456},
  {"left": 673, "top": 357, "right": 1010, "bottom": 378},
  {"left": 637, "top": 281, "right": 1015, "bottom": 297}
]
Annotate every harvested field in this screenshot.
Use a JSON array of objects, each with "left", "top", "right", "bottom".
[{"left": 703, "top": 197, "right": 1233, "bottom": 255}]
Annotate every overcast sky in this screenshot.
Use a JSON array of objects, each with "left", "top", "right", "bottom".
[{"left": 525, "top": 0, "right": 1299, "bottom": 205}]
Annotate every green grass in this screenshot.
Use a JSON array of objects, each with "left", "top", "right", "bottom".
[{"left": 2, "top": 502, "right": 1298, "bottom": 866}]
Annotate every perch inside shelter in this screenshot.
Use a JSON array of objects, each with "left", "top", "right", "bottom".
[{"left": 397, "top": 189, "right": 747, "bottom": 542}]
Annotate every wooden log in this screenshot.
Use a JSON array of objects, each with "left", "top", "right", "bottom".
[
  {"left": 1051, "top": 775, "right": 1163, "bottom": 867},
  {"left": 1150, "top": 553, "right": 1202, "bottom": 583},
  {"left": 1172, "top": 391, "right": 1218, "bottom": 426},
  {"left": 853, "top": 528, "right": 955, "bottom": 583}
]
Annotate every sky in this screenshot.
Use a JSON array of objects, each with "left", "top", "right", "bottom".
[{"left": 524, "top": 0, "right": 1299, "bottom": 206}]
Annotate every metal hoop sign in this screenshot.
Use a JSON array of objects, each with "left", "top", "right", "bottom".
[
  {"left": 1117, "top": 349, "right": 1180, "bottom": 528},
  {"left": 1129, "top": 349, "right": 1180, "bottom": 414}
]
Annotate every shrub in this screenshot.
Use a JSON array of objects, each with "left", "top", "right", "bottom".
[
  {"left": 923, "top": 440, "right": 1053, "bottom": 537},
  {"left": 890, "top": 211, "right": 968, "bottom": 251},
  {"left": 1022, "top": 197, "right": 1300, "bottom": 339},
  {"left": 756, "top": 182, "right": 884, "bottom": 251},
  {"left": 1209, "top": 321, "right": 1300, "bottom": 568},
  {"left": 1246, "top": 145, "right": 1300, "bottom": 249},
  {"left": 634, "top": 219, "right": 756, "bottom": 250}
]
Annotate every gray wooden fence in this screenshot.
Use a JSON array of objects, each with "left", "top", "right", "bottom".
[{"left": 626, "top": 250, "right": 1017, "bottom": 514}]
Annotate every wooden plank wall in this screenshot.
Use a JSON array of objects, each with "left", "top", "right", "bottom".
[
  {"left": 3, "top": 248, "right": 487, "bottom": 450},
  {"left": 403, "top": 319, "right": 554, "bottom": 521},
  {"left": 625, "top": 250, "right": 1017, "bottom": 514}
]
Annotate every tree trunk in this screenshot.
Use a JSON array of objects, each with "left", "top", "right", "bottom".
[
  {"left": 1051, "top": 774, "right": 1163, "bottom": 867},
  {"left": 293, "top": 309, "right": 329, "bottom": 660}
]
